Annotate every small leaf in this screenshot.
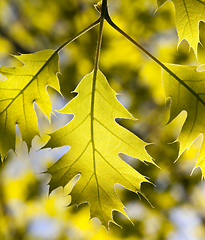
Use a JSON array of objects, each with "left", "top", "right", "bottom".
[
  {"left": 157, "top": 0, "right": 205, "bottom": 55},
  {"left": 0, "top": 50, "right": 61, "bottom": 160},
  {"left": 45, "top": 70, "right": 153, "bottom": 228},
  {"left": 162, "top": 64, "right": 205, "bottom": 176}
]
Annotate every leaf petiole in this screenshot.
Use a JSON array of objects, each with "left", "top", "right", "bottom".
[{"left": 93, "top": 0, "right": 107, "bottom": 72}]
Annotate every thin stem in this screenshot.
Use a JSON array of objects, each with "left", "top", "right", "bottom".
[
  {"left": 93, "top": 1, "right": 107, "bottom": 73},
  {"left": 56, "top": 18, "right": 101, "bottom": 53},
  {"left": 104, "top": 7, "right": 205, "bottom": 107}
]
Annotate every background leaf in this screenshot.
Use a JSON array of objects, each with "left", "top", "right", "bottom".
[
  {"left": 162, "top": 64, "right": 205, "bottom": 175},
  {"left": 45, "top": 70, "right": 153, "bottom": 228},
  {"left": 0, "top": 50, "right": 61, "bottom": 160},
  {"left": 157, "top": 0, "right": 205, "bottom": 55}
]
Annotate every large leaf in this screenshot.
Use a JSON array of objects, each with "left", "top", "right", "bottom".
[
  {"left": 0, "top": 50, "right": 60, "bottom": 160},
  {"left": 45, "top": 70, "right": 153, "bottom": 228},
  {"left": 157, "top": 0, "right": 205, "bottom": 54},
  {"left": 162, "top": 64, "right": 205, "bottom": 175}
]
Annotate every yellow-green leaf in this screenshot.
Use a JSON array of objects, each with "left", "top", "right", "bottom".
[
  {"left": 157, "top": 0, "right": 205, "bottom": 54},
  {"left": 0, "top": 50, "right": 61, "bottom": 160},
  {"left": 162, "top": 64, "right": 205, "bottom": 176},
  {"left": 45, "top": 70, "right": 153, "bottom": 228}
]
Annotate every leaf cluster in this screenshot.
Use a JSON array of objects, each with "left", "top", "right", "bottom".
[{"left": 0, "top": 0, "right": 205, "bottom": 233}]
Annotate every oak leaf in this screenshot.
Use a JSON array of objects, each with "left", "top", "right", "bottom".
[
  {"left": 162, "top": 64, "right": 205, "bottom": 176},
  {"left": 45, "top": 70, "right": 153, "bottom": 228},
  {"left": 0, "top": 50, "right": 61, "bottom": 160},
  {"left": 157, "top": 0, "right": 205, "bottom": 54}
]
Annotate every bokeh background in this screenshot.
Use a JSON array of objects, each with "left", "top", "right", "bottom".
[{"left": 0, "top": 0, "right": 205, "bottom": 239}]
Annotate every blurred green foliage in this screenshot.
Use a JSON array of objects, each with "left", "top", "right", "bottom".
[{"left": 0, "top": 0, "right": 204, "bottom": 239}]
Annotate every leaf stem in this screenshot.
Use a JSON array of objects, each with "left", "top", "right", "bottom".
[
  {"left": 93, "top": 1, "right": 107, "bottom": 73},
  {"left": 104, "top": 7, "right": 205, "bottom": 107},
  {"left": 56, "top": 18, "right": 101, "bottom": 53}
]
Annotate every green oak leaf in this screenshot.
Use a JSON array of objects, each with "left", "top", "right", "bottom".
[
  {"left": 162, "top": 64, "right": 205, "bottom": 176},
  {"left": 0, "top": 50, "right": 61, "bottom": 160},
  {"left": 157, "top": 0, "right": 205, "bottom": 54},
  {"left": 45, "top": 70, "right": 153, "bottom": 228}
]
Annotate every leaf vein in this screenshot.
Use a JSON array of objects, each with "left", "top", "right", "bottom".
[
  {"left": 96, "top": 149, "right": 137, "bottom": 190},
  {"left": 94, "top": 117, "right": 137, "bottom": 151},
  {"left": 181, "top": 0, "right": 194, "bottom": 37},
  {"left": 50, "top": 114, "right": 90, "bottom": 143},
  {"left": 186, "top": 100, "right": 198, "bottom": 141},
  {"left": 49, "top": 140, "right": 91, "bottom": 176},
  {"left": 96, "top": 89, "right": 120, "bottom": 112},
  {"left": 72, "top": 173, "right": 94, "bottom": 204}
]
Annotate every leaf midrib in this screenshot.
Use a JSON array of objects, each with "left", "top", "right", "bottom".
[{"left": 90, "top": 70, "right": 101, "bottom": 212}]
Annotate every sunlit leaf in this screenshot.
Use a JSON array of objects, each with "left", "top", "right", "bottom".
[
  {"left": 157, "top": 0, "right": 205, "bottom": 54},
  {"left": 162, "top": 64, "right": 205, "bottom": 175},
  {"left": 45, "top": 70, "right": 153, "bottom": 228},
  {"left": 0, "top": 50, "right": 61, "bottom": 160}
]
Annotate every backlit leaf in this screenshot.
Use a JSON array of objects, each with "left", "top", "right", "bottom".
[
  {"left": 0, "top": 50, "right": 61, "bottom": 160},
  {"left": 157, "top": 0, "right": 205, "bottom": 54},
  {"left": 45, "top": 70, "right": 153, "bottom": 228},
  {"left": 162, "top": 64, "right": 205, "bottom": 176}
]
